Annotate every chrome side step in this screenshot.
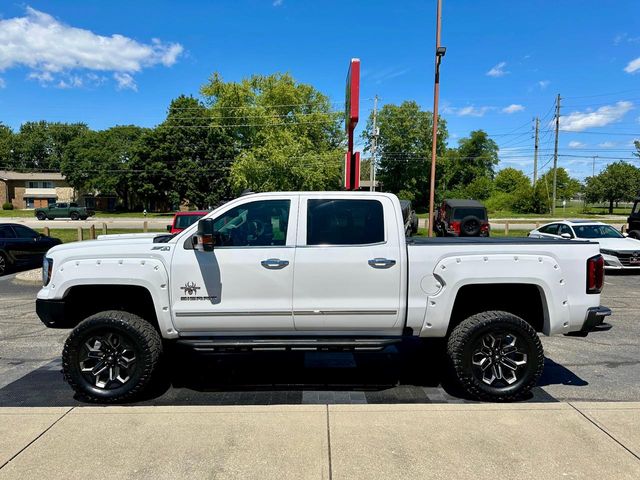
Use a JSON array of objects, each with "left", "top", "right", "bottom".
[{"left": 175, "top": 337, "right": 402, "bottom": 353}]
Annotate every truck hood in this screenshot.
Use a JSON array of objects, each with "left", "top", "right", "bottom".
[{"left": 47, "top": 234, "right": 164, "bottom": 255}]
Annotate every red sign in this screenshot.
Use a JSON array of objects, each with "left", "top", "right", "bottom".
[{"left": 345, "top": 58, "right": 360, "bottom": 134}]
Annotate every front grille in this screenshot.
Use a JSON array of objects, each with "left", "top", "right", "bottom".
[{"left": 611, "top": 251, "right": 640, "bottom": 266}]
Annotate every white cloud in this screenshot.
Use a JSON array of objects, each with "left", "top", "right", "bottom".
[
  {"left": 559, "top": 101, "right": 634, "bottom": 132},
  {"left": 486, "top": 61, "right": 508, "bottom": 77},
  {"left": 0, "top": 7, "right": 183, "bottom": 89},
  {"left": 624, "top": 57, "right": 640, "bottom": 74},
  {"left": 502, "top": 104, "right": 525, "bottom": 114},
  {"left": 538, "top": 80, "right": 550, "bottom": 89},
  {"left": 443, "top": 105, "right": 493, "bottom": 117},
  {"left": 114, "top": 72, "right": 137, "bottom": 91},
  {"left": 598, "top": 141, "right": 616, "bottom": 148},
  {"left": 568, "top": 141, "right": 586, "bottom": 148}
]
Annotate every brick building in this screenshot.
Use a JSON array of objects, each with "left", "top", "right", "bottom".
[{"left": 0, "top": 171, "right": 75, "bottom": 209}]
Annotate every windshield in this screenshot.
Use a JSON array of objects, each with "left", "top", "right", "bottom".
[
  {"left": 453, "top": 207, "right": 487, "bottom": 220},
  {"left": 175, "top": 214, "right": 204, "bottom": 229},
  {"left": 573, "top": 225, "right": 623, "bottom": 239}
]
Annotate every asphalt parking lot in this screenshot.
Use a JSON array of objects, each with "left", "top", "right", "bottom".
[{"left": 0, "top": 271, "right": 638, "bottom": 406}]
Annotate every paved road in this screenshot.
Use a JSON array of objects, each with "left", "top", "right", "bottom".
[{"left": 0, "top": 271, "right": 637, "bottom": 406}]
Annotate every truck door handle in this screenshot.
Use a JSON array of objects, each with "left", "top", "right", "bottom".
[
  {"left": 368, "top": 258, "right": 396, "bottom": 269},
  {"left": 261, "top": 258, "right": 290, "bottom": 270}
]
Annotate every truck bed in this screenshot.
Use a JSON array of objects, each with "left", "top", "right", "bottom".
[{"left": 409, "top": 237, "right": 594, "bottom": 246}]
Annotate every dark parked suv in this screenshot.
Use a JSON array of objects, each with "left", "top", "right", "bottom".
[
  {"left": 434, "top": 199, "right": 490, "bottom": 237},
  {"left": 627, "top": 198, "right": 640, "bottom": 239}
]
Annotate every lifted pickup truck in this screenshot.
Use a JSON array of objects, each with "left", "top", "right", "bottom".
[{"left": 36, "top": 192, "right": 610, "bottom": 403}]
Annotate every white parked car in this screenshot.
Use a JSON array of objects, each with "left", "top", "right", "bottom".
[{"left": 529, "top": 220, "right": 640, "bottom": 270}]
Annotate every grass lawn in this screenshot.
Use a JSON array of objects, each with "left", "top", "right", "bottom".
[{"left": 39, "top": 228, "right": 166, "bottom": 244}]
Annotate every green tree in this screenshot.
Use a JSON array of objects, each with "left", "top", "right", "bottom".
[
  {"left": 201, "top": 73, "right": 344, "bottom": 192},
  {"left": 449, "top": 130, "right": 499, "bottom": 188},
  {"left": 584, "top": 161, "right": 640, "bottom": 213},
  {"left": 13, "top": 121, "right": 88, "bottom": 170},
  {"left": 62, "top": 126, "right": 148, "bottom": 210},
  {"left": 538, "top": 167, "right": 582, "bottom": 203},
  {"left": 132, "top": 95, "right": 235, "bottom": 209},
  {"left": 0, "top": 124, "right": 15, "bottom": 169},
  {"left": 495, "top": 167, "right": 531, "bottom": 194},
  {"left": 362, "top": 101, "right": 447, "bottom": 207}
]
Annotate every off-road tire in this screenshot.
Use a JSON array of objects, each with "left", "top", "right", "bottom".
[
  {"left": 628, "top": 230, "right": 640, "bottom": 240},
  {"left": 70, "top": 212, "right": 79, "bottom": 220},
  {"left": 36, "top": 212, "right": 46, "bottom": 221},
  {"left": 62, "top": 310, "right": 162, "bottom": 403},
  {"left": 460, "top": 215, "right": 481, "bottom": 237},
  {"left": 447, "top": 311, "right": 544, "bottom": 401}
]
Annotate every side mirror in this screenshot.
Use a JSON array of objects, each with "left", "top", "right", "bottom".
[
  {"left": 166, "top": 225, "right": 172, "bottom": 232},
  {"left": 194, "top": 218, "right": 215, "bottom": 252},
  {"left": 560, "top": 233, "right": 572, "bottom": 239}
]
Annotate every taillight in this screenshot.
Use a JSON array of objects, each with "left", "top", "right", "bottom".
[
  {"left": 449, "top": 221, "right": 461, "bottom": 234},
  {"left": 42, "top": 257, "right": 53, "bottom": 286},
  {"left": 586, "top": 254, "right": 604, "bottom": 294},
  {"left": 480, "top": 223, "right": 490, "bottom": 233}
]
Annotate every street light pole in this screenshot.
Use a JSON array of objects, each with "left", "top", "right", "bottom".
[{"left": 428, "top": 0, "right": 444, "bottom": 237}]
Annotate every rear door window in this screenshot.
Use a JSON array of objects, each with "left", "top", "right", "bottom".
[
  {"left": 539, "top": 224, "right": 560, "bottom": 235},
  {"left": 0, "top": 226, "right": 17, "bottom": 239},
  {"left": 306, "top": 199, "right": 384, "bottom": 245},
  {"left": 452, "top": 208, "right": 487, "bottom": 221}
]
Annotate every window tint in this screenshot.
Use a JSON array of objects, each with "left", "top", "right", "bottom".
[
  {"left": 574, "top": 225, "right": 624, "bottom": 239},
  {"left": 13, "top": 225, "right": 38, "bottom": 239},
  {"left": 452, "top": 208, "right": 487, "bottom": 220},
  {"left": 539, "top": 224, "right": 559, "bottom": 235},
  {"left": 0, "top": 226, "right": 17, "bottom": 239},
  {"left": 176, "top": 214, "right": 204, "bottom": 230},
  {"left": 307, "top": 199, "right": 384, "bottom": 245},
  {"left": 213, "top": 200, "right": 290, "bottom": 247}
]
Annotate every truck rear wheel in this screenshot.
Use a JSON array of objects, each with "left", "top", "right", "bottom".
[
  {"left": 62, "top": 310, "right": 162, "bottom": 403},
  {"left": 70, "top": 212, "right": 79, "bottom": 220},
  {"left": 447, "top": 311, "right": 544, "bottom": 401}
]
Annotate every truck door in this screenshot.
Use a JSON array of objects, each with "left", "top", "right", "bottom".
[
  {"left": 292, "top": 195, "right": 403, "bottom": 332},
  {"left": 170, "top": 196, "right": 298, "bottom": 333}
]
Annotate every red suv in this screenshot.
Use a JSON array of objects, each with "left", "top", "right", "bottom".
[{"left": 167, "top": 211, "right": 208, "bottom": 234}]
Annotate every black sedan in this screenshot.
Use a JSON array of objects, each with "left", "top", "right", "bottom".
[{"left": 0, "top": 224, "right": 62, "bottom": 276}]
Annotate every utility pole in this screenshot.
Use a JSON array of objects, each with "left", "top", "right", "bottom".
[
  {"left": 533, "top": 116, "right": 539, "bottom": 185},
  {"left": 428, "top": 0, "right": 445, "bottom": 237},
  {"left": 552, "top": 93, "right": 561, "bottom": 215},
  {"left": 370, "top": 95, "right": 379, "bottom": 192}
]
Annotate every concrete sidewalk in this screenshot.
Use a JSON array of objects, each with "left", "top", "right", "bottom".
[{"left": 0, "top": 403, "right": 638, "bottom": 479}]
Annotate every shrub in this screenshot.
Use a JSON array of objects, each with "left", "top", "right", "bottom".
[
  {"left": 485, "top": 191, "right": 515, "bottom": 213},
  {"left": 2, "top": 202, "right": 14, "bottom": 210}
]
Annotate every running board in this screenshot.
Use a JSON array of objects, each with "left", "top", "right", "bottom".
[{"left": 175, "top": 337, "right": 402, "bottom": 352}]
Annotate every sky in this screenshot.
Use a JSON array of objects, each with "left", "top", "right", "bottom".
[{"left": 0, "top": 0, "right": 639, "bottom": 180}]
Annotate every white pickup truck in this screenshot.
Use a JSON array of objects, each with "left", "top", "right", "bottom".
[{"left": 36, "top": 192, "right": 611, "bottom": 403}]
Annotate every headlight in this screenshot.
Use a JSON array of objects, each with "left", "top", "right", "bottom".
[{"left": 42, "top": 257, "right": 53, "bottom": 286}]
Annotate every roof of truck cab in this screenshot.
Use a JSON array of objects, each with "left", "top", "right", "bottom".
[{"left": 443, "top": 199, "right": 486, "bottom": 208}]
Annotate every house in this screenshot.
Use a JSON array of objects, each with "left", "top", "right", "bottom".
[{"left": 0, "top": 171, "right": 76, "bottom": 209}]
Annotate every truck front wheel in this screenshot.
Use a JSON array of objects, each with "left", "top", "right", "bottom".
[
  {"left": 62, "top": 311, "right": 162, "bottom": 403},
  {"left": 447, "top": 311, "right": 544, "bottom": 401},
  {"left": 36, "top": 212, "right": 46, "bottom": 221}
]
